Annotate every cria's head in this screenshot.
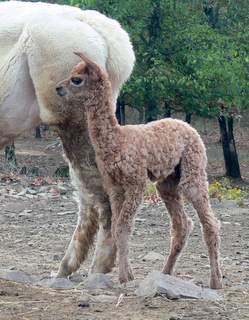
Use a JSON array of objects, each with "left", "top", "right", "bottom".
[{"left": 56, "top": 52, "right": 107, "bottom": 101}]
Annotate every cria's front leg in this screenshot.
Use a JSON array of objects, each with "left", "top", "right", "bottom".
[
  {"left": 116, "top": 229, "right": 135, "bottom": 283},
  {"left": 111, "top": 187, "right": 144, "bottom": 284}
]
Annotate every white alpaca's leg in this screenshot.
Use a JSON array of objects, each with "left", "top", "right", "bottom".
[
  {"left": 57, "top": 201, "right": 98, "bottom": 277},
  {"left": 57, "top": 192, "right": 117, "bottom": 277},
  {"left": 56, "top": 132, "right": 117, "bottom": 277},
  {"left": 90, "top": 201, "right": 117, "bottom": 274}
]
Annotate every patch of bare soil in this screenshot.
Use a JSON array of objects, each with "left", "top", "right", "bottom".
[{"left": 0, "top": 129, "right": 249, "bottom": 320}]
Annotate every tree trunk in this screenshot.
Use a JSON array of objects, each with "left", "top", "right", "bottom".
[
  {"left": 5, "top": 141, "right": 17, "bottom": 167},
  {"left": 203, "top": 2, "right": 220, "bottom": 28},
  {"left": 115, "top": 101, "right": 121, "bottom": 124},
  {"left": 185, "top": 113, "right": 192, "bottom": 124},
  {"left": 144, "top": 0, "right": 162, "bottom": 123},
  {"left": 145, "top": 104, "right": 158, "bottom": 123},
  {"left": 138, "top": 108, "right": 144, "bottom": 123},
  {"left": 164, "top": 102, "right": 171, "bottom": 118},
  {"left": 35, "top": 126, "right": 42, "bottom": 139},
  {"left": 120, "top": 104, "right": 125, "bottom": 125},
  {"left": 218, "top": 115, "right": 241, "bottom": 179},
  {"left": 116, "top": 99, "right": 126, "bottom": 125}
]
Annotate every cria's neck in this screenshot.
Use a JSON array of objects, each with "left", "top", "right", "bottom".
[{"left": 86, "top": 82, "right": 121, "bottom": 155}]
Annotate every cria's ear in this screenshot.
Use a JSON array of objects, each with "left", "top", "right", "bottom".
[{"left": 74, "top": 52, "right": 101, "bottom": 78}]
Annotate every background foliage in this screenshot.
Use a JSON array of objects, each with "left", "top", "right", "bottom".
[{"left": 2, "top": 0, "right": 249, "bottom": 178}]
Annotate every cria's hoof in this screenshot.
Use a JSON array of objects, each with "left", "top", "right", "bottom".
[
  {"left": 210, "top": 278, "right": 223, "bottom": 290},
  {"left": 119, "top": 270, "right": 134, "bottom": 284},
  {"left": 91, "top": 263, "right": 114, "bottom": 275},
  {"left": 55, "top": 268, "right": 70, "bottom": 279}
]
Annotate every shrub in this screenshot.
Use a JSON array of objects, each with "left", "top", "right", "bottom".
[{"left": 209, "top": 178, "right": 247, "bottom": 206}]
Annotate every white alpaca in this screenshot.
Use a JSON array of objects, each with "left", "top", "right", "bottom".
[{"left": 0, "top": 1, "right": 135, "bottom": 277}]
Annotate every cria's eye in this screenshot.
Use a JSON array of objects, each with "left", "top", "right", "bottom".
[{"left": 71, "top": 77, "right": 82, "bottom": 85}]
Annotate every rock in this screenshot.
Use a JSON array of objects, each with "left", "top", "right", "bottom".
[
  {"left": 37, "top": 277, "right": 75, "bottom": 289},
  {"left": 52, "top": 254, "right": 61, "bottom": 261},
  {"left": 69, "top": 272, "right": 87, "bottom": 283},
  {"left": 57, "top": 185, "right": 68, "bottom": 195},
  {"left": 78, "top": 302, "right": 90, "bottom": 308},
  {"left": 123, "top": 279, "right": 139, "bottom": 288},
  {"left": 17, "top": 189, "right": 27, "bottom": 196},
  {"left": 142, "top": 251, "right": 165, "bottom": 261},
  {"left": 135, "top": 271, "right": 222, "bottom": 300},
  {"left": 19, "top": 209, "right": 33, "bottom": 217},
  {"left": 38, "top": 193, "right": 49, "bottom": 198},
  {"left": 222, "top": 199, "right": 238, "bottom": 208},
  {"left": 135, "top": 218, "right": 146, "bottom": 223},
  {"left": 92, "top": 295, "right": 117, "bottom": 303},
  {"left": 26, "top": 188, "right": 38, "bottom": 195},
  {"left": 57, "top": 210, "right": 75, "bottom": 216},
  {"left": 84, "top": 273, "right": 114, "bottom": 289},
  {"left": 169, "top": 314, "right": 182, "bottom": 320},
  {"left": 0, "top": 270, "right": 34, "bottom": 284},
  {"left": 45, "top": 140, "right": 62, "bottom": 151},
  {"left": 9, "top": 266, "right": 16, "bottom": 270}
]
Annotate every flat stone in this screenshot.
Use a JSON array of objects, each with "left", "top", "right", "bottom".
[
  {"left": 222, "top": 199, "right": 238, "bottom": 208},
  {"left": 123, "top": 279, "right": 139, "bottom": 288},
  {"left": 36, "top": 277, "right": 75, "bottom": 289},
  {"left": 57, "top": 210, "right": 75, "bottom": 216},
  {"left": 69, "top": 272, "right": 87, "bottom": 283},
  {"left": 84, "top": 273, "right": 114, "bottom": 289},
  {"left": 19, "top": 209, "right": 33, "bottom": 216},
  {"left": 142, "top": 251, "right": 165, "bottom": 261},
  {"left": 92, "top": 295, "right": 117, "bottom": 303},
  {"left": 0, "top": 270, "right": 34, "bottom": 284},
  {"left": 135, "top": 271, "right": 222, "bottom": 300},
  {"left": 26, "top": 188, "right": 38, "bottom": 195}
]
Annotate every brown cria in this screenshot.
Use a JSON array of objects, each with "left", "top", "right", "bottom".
[{"left": 56, "top": 52, "right": 222, "bottom": 289}]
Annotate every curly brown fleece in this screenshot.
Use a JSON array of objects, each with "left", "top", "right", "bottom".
[{"left": 56, "top": 52, "right": 222, "bottom": 289}]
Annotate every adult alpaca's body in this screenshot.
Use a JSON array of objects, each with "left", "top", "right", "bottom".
[
  {"left": 0, "top": 1, "right": 135, "bottom": 276},
  {"left": 57, "top": 53, "right": 222, "bottom": 289}
]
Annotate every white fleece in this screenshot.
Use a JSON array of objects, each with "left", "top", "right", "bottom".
[{"left": 0, "top": 1, "right": 135, "bottom": 144}]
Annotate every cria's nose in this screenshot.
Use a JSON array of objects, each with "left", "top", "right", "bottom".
[{"left": 56, "top": 86, "right": 66, "bottom": 97}]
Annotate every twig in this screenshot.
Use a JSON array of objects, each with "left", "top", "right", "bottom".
[{"left": 115, "top": 293, "right": 125, "bottom": 307}]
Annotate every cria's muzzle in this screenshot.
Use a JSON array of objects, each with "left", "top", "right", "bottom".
[{"left": 56, "top": 86, "right": 66, "bottom": 97}]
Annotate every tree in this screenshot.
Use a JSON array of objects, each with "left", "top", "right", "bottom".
[
  {"left": 82, "top": 0, "right": 249, "bottom": 178},
  {"left": 5, "top": 141, "right": 17, "bottom": 168},
  {"left": 4, "top": 0, "right": 248, "bottom": 179},
  {"left": 200, "top": 0, "right": 249, "bottom": 178},
  {"left": 35, "top": 126, "right": 42, "bottom": 139},
  {"left": 218, "top": 113, "right": 241, "bottom": 178}
]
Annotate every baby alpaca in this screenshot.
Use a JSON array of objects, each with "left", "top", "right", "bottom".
[{"left": 56, "top": 53, "right": 222, "bottom": 289}]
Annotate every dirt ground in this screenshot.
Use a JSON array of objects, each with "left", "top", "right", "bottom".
[{"left": 0, "top": 121, "right": 249, "bottom": 320}]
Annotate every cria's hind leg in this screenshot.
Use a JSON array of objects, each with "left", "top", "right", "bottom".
[
  {"left": 156, "top": 172, "right": 193, "bottom": 275},
  {"left": 179, "top": 144, "right": 222, "bottom": 290},
  {"left": 182, "top": 179, "right": 222, "bottom": 289}
]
